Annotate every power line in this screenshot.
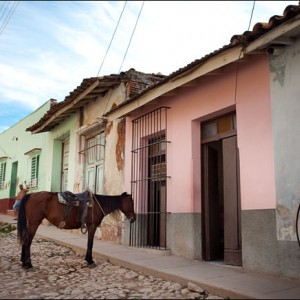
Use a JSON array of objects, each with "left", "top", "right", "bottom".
[
  {"left": 118, "top": 1, "right": 144, "bottom": 73},
  {"left": 102, "top": 2, "right": 145, "bottom": 114},
  {"left": 0, "top": 1, "right": 19, "bottom": 37},
  {"left": 247, "top": 1, "right": 256, "bottom": 31},
  {"left": 234, "top": 1, "right": 256, "bottom": 104},
  {"left": 96, "top": 1, "right": 128, "bottom": 77},
  {"left": 0, "top": 1, "right": 10, "bottom": 23}
]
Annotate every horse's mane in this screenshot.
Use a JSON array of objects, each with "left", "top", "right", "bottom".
[{"left": 94, "top": 193, "right": 126, "bottom": 212}]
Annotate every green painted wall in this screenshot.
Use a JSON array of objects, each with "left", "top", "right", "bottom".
[
  {"left": 0, "top": 100, "right": 52, "bottom": 198},
  {"left": 49, "top": 114, "right": 77, "bottom": 192}
]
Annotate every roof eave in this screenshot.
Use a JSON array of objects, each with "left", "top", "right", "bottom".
[
  {"left": 105, "top": 45, "right": 244, "bottom": 120},
  {"left": 30, "top": 79, "right": 101, "bottom": 134},
  {"left": 244, "top": 12, "right": 300, "bottom": 54},
  {"left": 106, "top": 12, "right": 300, "bottom": 121}
]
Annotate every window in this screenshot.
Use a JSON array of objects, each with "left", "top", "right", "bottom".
[
  {"left": 24, "top": 148, "right": 41, "bottom": 189},
  {"left": 80, "top": 128, "right": 105, "bottom": 193},
  {"left": 201, "top": 113, "right": 236, "bottom": 141},
  {"left": 0, "top": 162, "right": 6, "bottom": 189},
  {"left": 30, "top": 155, "right": 39, "bottom": 188}
]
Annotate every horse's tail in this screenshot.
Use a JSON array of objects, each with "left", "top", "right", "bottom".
[{"left": 17, "top": 194, "right": 30, "bottom": 245}]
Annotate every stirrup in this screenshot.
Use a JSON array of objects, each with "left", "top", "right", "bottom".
[
  {"left": 58, "top": 221, "right": 66, "bottom": 229},
  {"left": 81, "top": 224, "right": 87, "bottom": 234}
]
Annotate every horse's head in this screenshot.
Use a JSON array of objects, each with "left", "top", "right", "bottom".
[{"left": 120, "top": 192, "right": 136, "bottom": 223}]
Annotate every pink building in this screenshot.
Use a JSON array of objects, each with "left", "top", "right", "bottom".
[{"left": 105, "top": 3, "right": 300, "bottom": 279}]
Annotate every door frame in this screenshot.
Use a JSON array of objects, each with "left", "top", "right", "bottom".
[{"left": 201, "top": 113, "right": 242, "bottom": 266}]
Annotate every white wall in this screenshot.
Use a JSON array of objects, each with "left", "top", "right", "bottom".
[{"left": 270, "top": 39, "right": 300, "bottom": 241}]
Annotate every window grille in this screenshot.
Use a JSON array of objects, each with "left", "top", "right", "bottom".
[
  {"left": 30, "top": 155, "right": 39, "bottom": 188},
  {"left": 0, "top": 162, "right": 6, "bottom": 189},
  {"left": 130, "top": 107, "right": 170, "bottom": 249}
]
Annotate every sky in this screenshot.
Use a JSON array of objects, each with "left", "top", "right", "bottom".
[{"left": 0, "top": 1, "right": 298, "bottom": 133}]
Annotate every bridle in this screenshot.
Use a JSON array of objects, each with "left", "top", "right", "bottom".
[{"left": 88, "top": 189, "right": 135, "bottom": 225}]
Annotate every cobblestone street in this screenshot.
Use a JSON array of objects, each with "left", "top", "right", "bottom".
[{"left": 0, "top": 225, "right": 223, "bottom": 299}]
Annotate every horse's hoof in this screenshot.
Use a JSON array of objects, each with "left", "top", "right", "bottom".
[
  {"left": 22, "top": 263, "right": 33, "bottom": 269},
  {"left": 88, "top": 262, "right": 97, "bottom": 269}
]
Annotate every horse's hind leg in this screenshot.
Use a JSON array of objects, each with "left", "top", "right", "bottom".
[
  {"left": 23, "top": 236, "right": 34, "bottom": 269},
  {"left": 22, "top": 223, "right": 40, "bottom": 269}
]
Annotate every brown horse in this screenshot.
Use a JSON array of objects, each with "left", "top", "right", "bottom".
[{"left": 17, "top": 191, "right": 136, "bottom": 269}]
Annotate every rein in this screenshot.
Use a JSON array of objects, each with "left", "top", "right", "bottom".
[
  {"left": 91, "top": 191, "right": 106, "bottom": 217},
  {"left": 88, "top": 189, "right": 128, "bottom": 227}
]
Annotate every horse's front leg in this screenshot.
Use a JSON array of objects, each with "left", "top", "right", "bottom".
[
  {"left": 21, "top": 244, "right": 25, "bottom": 264},
  {"left": 85, "top": 224, "right": 98, "bottom": 267}
]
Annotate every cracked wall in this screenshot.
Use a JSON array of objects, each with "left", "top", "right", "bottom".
[{"left": 270, "top": 38, "right": 300, "bottom": 241}]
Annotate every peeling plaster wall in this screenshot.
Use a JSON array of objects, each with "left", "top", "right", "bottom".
[
  {"left": 72, "top": 84, "right": 127, "bottom": 194},
  {"left": 270, "top": 38, "right": 300, "bottom": 241},
  {"left": 84, "top": 84, "right": 126, "bottom": 123},
  {"left": 104, "top": 119, "right": 125, "bottom": 195},
  {"left": 73, "top": 84, "right": 127, "bottom": 242}
]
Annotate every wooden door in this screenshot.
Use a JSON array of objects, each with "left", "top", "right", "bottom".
[
  {"left": 61, "top": 140, "right": 69, "bottom": 192},
  {"left": 222, "top": 136, "right": 242, "bottom": 265},
  {"left": 202, "top": 136, "right": 241, "bottom": 266}
]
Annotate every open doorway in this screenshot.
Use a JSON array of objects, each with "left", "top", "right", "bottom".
[
  {"left": 201, "top": 113, "right": 242, "bottom": 266},
  {"left": 9, "top": 161, "right": 18, "bottom": 198}
]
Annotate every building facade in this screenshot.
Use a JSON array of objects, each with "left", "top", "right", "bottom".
[
  {"left": 27, "top": 69, "right": 165, "bottom": 242},
  {"left": 0, "top": 99, "right": 54, "bottom": 204},
  {"left": 104, "top": 4, "right": 300, "bottom": 279}
]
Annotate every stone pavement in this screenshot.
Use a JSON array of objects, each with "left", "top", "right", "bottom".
[
  {"left": 0, "top": 229, "right": 220, "bottom": 299},
  {"left": 1, "top": 213, "right": 300, "bottom": 299}
]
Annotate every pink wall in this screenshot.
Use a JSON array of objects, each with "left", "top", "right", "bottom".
[
  {"left": 124, "top": 54, "right": 276, "bottom": 213},
  {"left": 236, "top": 56, "right": 276, "bottom": 210}
]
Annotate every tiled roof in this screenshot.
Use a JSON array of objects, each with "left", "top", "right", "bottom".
[
  {"left": 27, "top": 2, "right": 300, "bottom": 126},
  {"left": 104, "top": 2, "right": 300, "bottom": 116},
  {"left": 26, "top": 69, "right": 165, "bottom": 133},
  {"left": 230, "top": 3, "right": 300, "bottom": 46}
]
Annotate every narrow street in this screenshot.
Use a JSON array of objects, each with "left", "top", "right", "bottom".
[{"left": 0, "top": 224, "right": 223, "bottom": 299}]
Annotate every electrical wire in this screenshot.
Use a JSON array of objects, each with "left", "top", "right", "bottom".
[
  {"left": 0, "top": 1, "right": 7, "bottom": 14},
  {"left": 0, "top": 1, "right": 19, "bottom": 37},
  {"left": 102, "top": 2, "right": 145, "bottom": 115},
  {"left": 246, "top": 1, "right": 256, "bottom": 33},
  {"left": 118, "top": 1, "right": 144, "bottom": 73},
  {"left": 232, "top": 1, "right": 300, "bottom": 249},
  {"left": 233, "top": 1, "right": 255, "bottom": 104},
  {"left": 96, "top": 1, "right": 128, "bottom": 77},
  {"left": 0, "top": 1, "right": 10, "bottom": 23}
]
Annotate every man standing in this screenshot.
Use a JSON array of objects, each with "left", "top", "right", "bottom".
[{"left": 13, "top": 184, "right": 28, "bottom": 219}]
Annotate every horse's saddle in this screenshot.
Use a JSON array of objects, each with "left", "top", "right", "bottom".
[
  {"left": 58, "top": 191, "right": 79, "bottom": 206},
  {"left": 57, "top": 190, "right": 92, "bottom": 231}
]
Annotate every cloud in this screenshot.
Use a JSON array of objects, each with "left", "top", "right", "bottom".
[{"left": 0, "top": 0, "right": 298, "bottom": 130}]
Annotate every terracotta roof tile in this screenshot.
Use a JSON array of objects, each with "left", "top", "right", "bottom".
[
  {"left": 27, "top": 69, "right": 165, "bottom": 133},
  {"left": 105, "top": 2, "right": 300, "bottom": 116},
  {"left": 230, "top": 3, "right": 300, "bottom": 46}
]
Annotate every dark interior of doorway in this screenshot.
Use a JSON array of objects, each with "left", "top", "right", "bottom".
[
  {"left": 147, "top": 152, "right": 166, "bottom": 248},
  {"left": 202, "top": 140, "right": 224, "bottom": 261}
]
